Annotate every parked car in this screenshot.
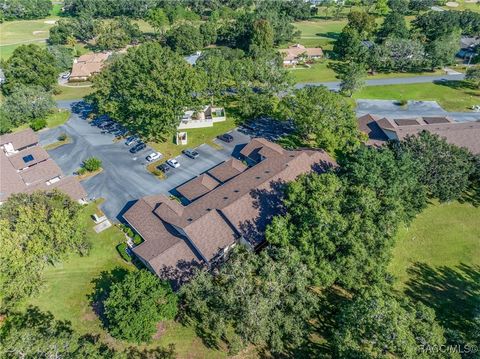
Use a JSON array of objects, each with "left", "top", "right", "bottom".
[
  {"left": 61, "top": 72, "right": 70, "bottom": 79},
  {"left": 167, "top": 158, "right": 180, "bottom": 168},
  {"left": 146, "top": 152, "right": 162, "bottom": 162},
  {"left": 217, "top": 133, "right": 234, "bottom": 143},
  {"left": 129, "top": 142, "right": 146, "bottom": 153},
  {"left": 157, "top": 163, "right": 171, "bottom": 173},
  {"left": 183, "top": 148, "right": 199, "bottom": 159},
  {"left": 98, "top": 121, "right": 114, "bottom": 129},
  {"left": 125, "top": 136, "right": 138, "bottom": 146}
]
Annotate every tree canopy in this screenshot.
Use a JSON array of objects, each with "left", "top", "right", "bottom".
[
  {"left": 0, "top": 191, "right": 89, "bottom": 308},
  {"left": 90, "top": 42, "right": 202, "bottom": 141},
  {"left": 280, "top": 86, "right": 362, "bottom": 154},
  {"left": 104, "top": 270, "right": 178, "bottom": 343},
  {"left": 2, "top": 44, "right": 58, "bottom": 94},
  {"left": 0, "top": 0, "right": 52, "bottom": 20},
  {"left": 181, "top": 246, "right": 317, "bottom": 354}
]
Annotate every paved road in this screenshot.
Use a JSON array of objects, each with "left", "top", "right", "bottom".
[
  {"left": 42, "top": 100, "right": 252, "bottom": 221},
  {"left": 356, "top": 100, "right": 480, "bottom": 122},
  {"left": 295, "top": 74, "right": 466, "bottom": 90}
]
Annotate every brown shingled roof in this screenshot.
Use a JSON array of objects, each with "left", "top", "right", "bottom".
[
  {"left": 20, "top": 159, "right": 62, "bottom": 185},
  {"left": 0, "top": 128, "right": 38, "bottom": 150},
  {"left": 123, "top": 138, "right": 336, "bottom": 280},
  {"left": 176, "top": 174, "right": 221, "bottom": 201},
  {"left": 208, "top": 158, "right": 247, "bottom": 183},
  {"left": 8, "top": 146, "right": 50, "bottom": 170}
]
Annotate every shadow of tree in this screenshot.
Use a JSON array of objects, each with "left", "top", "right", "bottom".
[
  {"left": 87, "top": 267, "right": 130, "bottom": 328},
  {"left": 404, "top": 262, "right": 480, "bottom": 345},
  {"left": 316, "top": 31, "right": 340, "bottom": 40},
  {"left": 123, "top": 344, "right": 176, "bottom": 359},
  {"left": 433, "top": 79, "right": 479, "bottom": 92}
]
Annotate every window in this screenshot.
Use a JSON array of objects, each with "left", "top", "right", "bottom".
[{"left": 22, "top": 154, "right": 34, "bottom": 163}]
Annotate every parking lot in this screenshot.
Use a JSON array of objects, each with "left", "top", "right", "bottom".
[{"left": 41, "top": 101, "right": 251, "bottom": 220}]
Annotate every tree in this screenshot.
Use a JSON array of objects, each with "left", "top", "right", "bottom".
[
  {"left": 249, "top": 19, "right": 274, "bottom": 57},
  {"left": 2, "top": 44, "right": 58, "bottom": 94},
  {"left": 345, "top": 10, "right": 377, "bottom": 39},
  {"left": 0, "top": 307, "right": 116, "bottom": 359},
  {"left": 466, "top": 65, "right": 480, "bottom": 88},
  {"left": 0, "top": 0, "right": 51, "bottom": 20},
  {"left": 266, "top": 171, "right": 403, "bottom": 290},
  {"left": 377, "top": 12, "right": 410, "bottom": 42},
  {"left": 426, "top": 31, "right": 461, "bottom": 69},
  {"left": 376, "top": 38, "right": 426, "bottom": 72},
  {"left": 390, "top": 131, "right": 475, "bottom": 202},
  {"left": 104, "top": 270, "right": 177, "bottom": 343},
  {"left": 333, "top": 26, "right": 368, "bottom": 62},
  {"left": 95, "top": 18, "right": 141, "bottom": 51},
  {"left": 280, "top": 86, "right": 362, "bottom": 153},
  {"left": 338, "top": 61, "right": 367, "bottom": 97},
  {"left": 199, "top": 20, "right": 218, "bottom": 47},
  {"left": 181, "top": 246, "right": 318, "bottom": 354},
  {"left": 147, "top": 8, "right": 169, "bottom": 35},
  {"left": 0, "top": 191, "right": 89, "bottom": 307},
  {"left": 47, "top": 45, "right": 74, "bottom": 71},
  {"left": 388, "top": 0, "right": 409, "bottom": 14},
  {"left": 82, "top": 157, "right": 102, "bottom": 172},
  {"left": 90, "top": 42, "right": 202, "bottom": 141},
  {"left": 333, "top": 288, "right": 449, "bottom": 358},
  {"left": 166, "top": 24, "right": 204, "bottom": 55},
  {"left": 0, "top": 85, "right": 55, "bottom": 133},
  {"left": 49, "top": 19, "right": 75, "bottom": 45},
  {"left": 374, "top": 0, "right": 389, "bottom": 15}
]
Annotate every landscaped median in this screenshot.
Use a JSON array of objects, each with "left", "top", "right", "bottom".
[
  {"left": 43, "top": 132, "right": 71, "bottom": 150},
  {"left": 76, "top": 156, "right": 103, "bottom": 180}
]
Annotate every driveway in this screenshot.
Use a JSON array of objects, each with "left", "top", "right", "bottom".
[
  {"left": 295, "top": 73, "right": 466, "bottom": 90},
  {"left": 356, "top": 99, "right": 480, "bottom": 122},
  {"left": 41, "top": 101, "right": 251, "bottom": 221}
]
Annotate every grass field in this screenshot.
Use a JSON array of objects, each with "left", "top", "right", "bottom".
[
  {"left": 354, "top": 81, "right": 480, "bottom": 111},
  {"left": 27, "top": 201, "right": 226, "bottom": 358},
  {"left": 54, "top": 85, "right": 95, "bottom": 101},
  {"left": 389, "top": 201, "right": 480, "bottom": 344},
  {"left": 442, "top": 0, "right": 480, "bottom": 12}
]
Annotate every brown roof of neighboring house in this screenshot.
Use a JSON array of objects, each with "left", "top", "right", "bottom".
[
  {"left": 77, "top": 53, "right": 110, "bottom": 63},
  {"left": 8, "top": 146, "right": 50, "bottom": 170},
  {"left": 358, "top": 114, "right": 480, "bottom": 154},
  {"left": 176, "top": 174, "right": 221, "bottom": 202},
  {"left": 0, "top": 128, "right": 38, "bottom": 150},
  {"left": 208, "top": 158, "right": 247, "bottom": 183},
  {"left": 70, "top": 62, "right": 104, "bottom": 79},
  {"left": 0, "top": 131, "right": 86, "bottom": 202},
  {"left": 279, "top": 44, "right": 324, "bottom": 61},
  {"left": 123, "top": 138, "right": 336, "bottom": 281}
]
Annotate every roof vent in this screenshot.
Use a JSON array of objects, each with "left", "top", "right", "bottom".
[
  {"left": 265, "top": 170, "right": 270, "bottom": 173},
  {"left": 223, "top": 196, "right": 228, "bottom": 200},
  {"left": 234, "top": 190, "right": 239, "bottom": 193},
  {"left": 206, "top": 208, "right": 211, "bottom": 211},
  {"left": 187, "top": 218, "right": 193, "bottom": 222},
  {"left": 289, "top": 154, "right": 295, "bottom": 157},
  {"left": 256, "top": 176, "right": 261, "bottom": 179}
]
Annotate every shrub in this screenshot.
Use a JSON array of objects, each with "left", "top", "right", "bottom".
[
  {"left": 133, "top": 234, "right": 143, "bottom": 245},
  {"left": 82, "top": 157, "right": 102, "bottom": 172},
  {"left": 77, "top": 167, "right": 87, "bottom": 176},
  {"left": 57, "top": 133, "right": 67, "bottom": 141},
  {"left": 397, "top": 99, "right": 408, "bottom": 106},
  {"left": 116, "top": 243, "right": 131, "bottom": 262},
  {"left": 30, "top": 118, "right": 47, "bottom": 131}
]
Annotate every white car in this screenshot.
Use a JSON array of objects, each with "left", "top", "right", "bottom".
[
  {"left": 146, "top": 152, "right": 162, "bottom": 162},
  {"left": 167, "top": 158, "right": 180, "bottom": 168}
]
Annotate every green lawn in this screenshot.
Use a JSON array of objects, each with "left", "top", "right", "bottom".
[
  {"left": 442, "top": 0, "right": 480, "bottom": 12},
  {"left": 0, "top": 17, "right": 58, "bottom": 59},
  {"left": 389, "top": 201, "right": 480, "bottom": 344},
  {"left": 354, "top": 81, "right": 480, "bottom": 112},
  {"left": 27, "top": 201, "right": 226, "bottom": 358},
  {"left": 11, "top": 109, "right": 71, "bottom": 133},
  {"left": 54, "top": 85, "right": 95, "bottom": 101}
]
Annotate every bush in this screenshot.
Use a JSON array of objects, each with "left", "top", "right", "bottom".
[
  {"left": 30, "top": 118, "right": 47, "bottom": 131},
  {"left": 57, "top": 133, "right": 67, "bottom": 141},
  {"left": 77, "top": 167, "right": 87, "bottom": 176},
  {"left": 125, "top": 227, "right": 134, "bottom": 237},
  {"left": 116, "top": 243, "right": 131, "bottom": 262},
  {"left": 82, "top": 157, "right": 102, "bottom": 172},
  {"left": 133, "top": 234, "right": 143, "bottom": 245}
]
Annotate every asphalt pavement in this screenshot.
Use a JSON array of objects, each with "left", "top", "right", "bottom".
[
  {"left": 41, "top": 100, "right": 251, "bottom": 221},
  {"left": 295, "top": 73, "right": 466, "bottom": 90}
]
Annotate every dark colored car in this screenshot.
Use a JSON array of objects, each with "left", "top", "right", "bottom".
[
  {"left": 217, "top": 133, "right": 234, "bottom": 143},
  {"left": 125, "top": 136, "right": 138, "bottom": 146},
  {"left": 129, "top": 142, "right": 146, "bottom": 153},
  {"left": 98, "top": 121, "right": 114, "bottom": 129},
  {"left": 183, "top": 148, "right": 199, "bottom": 159},
  {"left": 157, "top": 163, "right": 170, "bottom": 173}
]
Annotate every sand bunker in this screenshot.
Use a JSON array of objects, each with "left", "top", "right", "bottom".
[
  {"left": 44, "top": 20, "right": 56, "bottom": 24},
  {"left": 465, "top": 0, "right": 478, "bottom": 3},
  {"left": 445, "top": 1, "right": 459, "bottom": 6},
  {"left": 32, "top": 31, "right": 47, "bottom": 35}
]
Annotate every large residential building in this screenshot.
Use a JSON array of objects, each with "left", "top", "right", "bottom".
[
  {"left": 358, "top": 114, "right": 480, "bottom": 154},
  {"left": 279, "top": 44, "right": 323, "bottom": 66},
  {"left": 123, "top": 138, "right": 335, "bottom": 283},
  {"left": 0, "top": 129, "right": 87, "bottom": 203},
  {"left": 70, "top": 52, "right": 110, "bottom": 82}
]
